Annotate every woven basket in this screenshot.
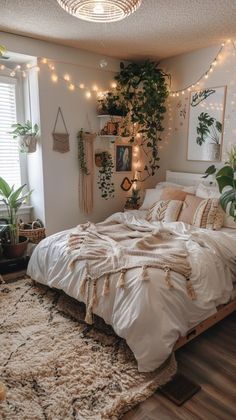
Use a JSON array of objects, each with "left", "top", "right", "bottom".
[{"left": 19, "top": 221, "right": 46, "bottom": 244}]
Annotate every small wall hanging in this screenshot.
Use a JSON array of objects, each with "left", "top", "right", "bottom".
[{"left": 52, "top": 107, "right": 70, "bottom": 153}]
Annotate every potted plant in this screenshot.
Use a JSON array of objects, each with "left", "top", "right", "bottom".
[
  {"left": 10, "top": 120, "right": 39, "bottom": 153},
  {"left": 204, "top": 145, "right": 236, "bottom": 219},
  {"left": 0, "top": 177, "right": 32, "bottom": 258},
  {"left": 97, "top": 92, "right": 127, "bottom": 116}
]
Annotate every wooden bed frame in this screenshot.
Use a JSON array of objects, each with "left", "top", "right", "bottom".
[{"left": 166, "top": 170, "right": 236, "bottom": 350}]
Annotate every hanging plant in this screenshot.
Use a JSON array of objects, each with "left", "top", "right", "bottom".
[
  {"left": 10, "top": 121, "right": 39, "bottom": 153},
  {"left": 77, "top": 129, "right": 89, "bottom": 175},
  {"left": 114, "top": 61, "right": 169, "bottom": 179},
  {"left": 97, "top": 152, "right": 115, "bottom": 199}
]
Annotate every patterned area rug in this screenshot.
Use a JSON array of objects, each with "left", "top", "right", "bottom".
[{"left": 0, "top": 277, "right": 176, "bottom": 419}]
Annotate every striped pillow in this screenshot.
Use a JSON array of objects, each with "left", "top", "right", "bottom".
[
  {"left": 178, "top": 195, "right": 224, "bottom": 230},
  {"left": 146, "top": 200, "right": 183, "bottom": 222}
]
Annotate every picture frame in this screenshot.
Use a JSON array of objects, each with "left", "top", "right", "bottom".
[
  {"left": 115, "top": 145, "right": 133, "bottom": 172},
  {"left": 187, "top": 86, "right": 227, "bottom": 162}
]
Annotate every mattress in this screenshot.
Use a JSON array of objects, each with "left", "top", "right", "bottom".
[{"left": 27, "top": 211, "right": 236, "bottom": 372}]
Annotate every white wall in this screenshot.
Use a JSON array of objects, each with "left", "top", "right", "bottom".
[
  {"left": 1, "top": 32, "right": 147, "bottom": 234},
  {"left": 158, "top": 42, "right": 236, "bottom": 180}
]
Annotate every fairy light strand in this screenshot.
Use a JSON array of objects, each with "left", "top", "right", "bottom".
[{"left": 169, "top": 40, "right": 234, "bottom": 96}]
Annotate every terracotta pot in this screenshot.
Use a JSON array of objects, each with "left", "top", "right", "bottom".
[{"left": 3, "top": 236, "right": 29, "bottom": 259}]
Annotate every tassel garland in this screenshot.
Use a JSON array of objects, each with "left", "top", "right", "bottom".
[
  {"left": 102, "top": 274, "right": 110, "bottom": 296},
  {"left": 186, "top": 279, "right": 197, "bottom": 300},
  {"left": 117, "top": 269, "right": 126, "bottom": 289},
  {"left": 163, "top": 266, "right": 174, "bottom": 290}
]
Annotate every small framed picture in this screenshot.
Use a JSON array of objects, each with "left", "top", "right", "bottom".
[{"left": 116, "top": 145, "right": 132, "bottom": 172}]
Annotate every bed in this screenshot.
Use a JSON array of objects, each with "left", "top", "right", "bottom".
[{"left": 27, "top": 171, "right": 236, "bottom": 373}]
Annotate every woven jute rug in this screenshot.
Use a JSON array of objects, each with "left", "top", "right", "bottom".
[{"left": 0, "top": 277, "right": 176, "bottom": 420}]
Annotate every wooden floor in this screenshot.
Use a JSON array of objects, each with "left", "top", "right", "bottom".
[{"left": 123, "top": 312, "right": 236, "bottom": 420}]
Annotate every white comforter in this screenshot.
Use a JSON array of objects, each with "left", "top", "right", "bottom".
[{"left": 27, "top": 211, "right": 236, "bottom": 372}]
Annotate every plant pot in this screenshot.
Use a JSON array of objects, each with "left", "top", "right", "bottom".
[
  {"left": 18, "top": 134, "right": 37, "bottom": 153},
  {"left": 203, "top": 143, "right": 221, "bottom": 161},
  {"left": 3, "top": 236, "right": 29, "bottom": 259}
]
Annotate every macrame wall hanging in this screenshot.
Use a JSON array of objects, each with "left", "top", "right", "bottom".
[
  {"left": 78, "top": 130, "right": 96, "bottom": 214},
  {"left": 52, "top": 107, "right": 70, "bottom": 153}
]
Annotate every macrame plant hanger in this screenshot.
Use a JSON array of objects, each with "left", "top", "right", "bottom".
[{"left": 52, "top": 107, "right": 70, "bottom": 153}]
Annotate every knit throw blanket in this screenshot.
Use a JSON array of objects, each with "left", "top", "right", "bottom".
[{"left": 67, "top": 215, "right": 195, "bottom": 324}]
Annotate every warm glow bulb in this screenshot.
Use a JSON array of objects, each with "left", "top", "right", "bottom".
[
  {"left": 22, "top": 71, "right": 26, "bottom": 78},
  {"left": 10, "top": 71, "right": 16, "bottom": 77},
  {"left": 51, "top": 73, "right": 58, "bottom": 82},
  {"left": 49, "top": 64, "right": 55, "bottom": 70},
  {"left": 69, "top": 83, "right": 75, "bottom": 91},
  {"left": 182, "top": 91, "right": 185, "bottom": 95},
  {"left": 26, "top": 63, "right": 31, "bottom": 69},
  {"left": 111, "top": 82, "right": 117, "bottom": 89},
  {"left": 213, "top": 60, "right": 217, "bottom": 66},
  {"left": 35, "top": 66, "right": 40, "bottom": 72},
  {"left": 41, "top": 58, "right": 48, "bottom": 64},
  {"left": 205, "top": 74, "right": 209, "bottom": 79},
  {"left": 0, "top": 64, "right": 5, "bottom": 70},
  {"left": 16, "top": 65, "right": 21, "bottom": 70},
  {"left": 85, "top": 91, "right": 91, "bottom": 99},
  {"left": 92, "top": 84, "right": 98, "bottom": 92},
  {"left": 64, "top": 74, "right": 70, "bottom": 81},
  {"left": 79, "top": 83, "right": 85, "bottom": 89}
]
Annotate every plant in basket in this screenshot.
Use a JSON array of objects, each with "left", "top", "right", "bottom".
[{"left": 0, "top": 177, "right": 32, "bottom": 258}]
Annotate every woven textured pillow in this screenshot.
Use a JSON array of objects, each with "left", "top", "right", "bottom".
[
  {"left": 178, "top": 195, "right": 224, "bottom": 230},
  {"left": 146, "top": 200, "right": 183, "bottom": 222},
  {"left": 160, "top": 187, "right": 194, "bottom": 201}
]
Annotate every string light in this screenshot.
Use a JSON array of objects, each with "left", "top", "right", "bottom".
[
  {"left": 111, "top": 82, "right": 117, "bottom": 89},
  {"left": 10, "top": 71, "right": 16, "bottom": 77},
  {"left": 41, "top": 58, "right": 48, "bottom": 64},
  {"left": 51, "top": 73, "right": 58, "bottom": 83},
  {"left": 85, "top": 91, "right": 91, "bottom": 99},
  {"left": 170, "top": 41, "right": 229, "bottom": 95},
  {"left": 79, "top": 83, "right": 85, "bottom": 89},
  {"left": 64, "top": 74, "right": 70, "bottom": 81},
  {"left": 68, "top": 83, "right": 75, "bottom": 91}
]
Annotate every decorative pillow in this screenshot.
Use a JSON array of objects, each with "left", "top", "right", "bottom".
[
  {"left": 139, "top": 188, "right": 163, "bottom": 210},
  {"left": 156, "top": 181, "right": 197, "bottom": 194},
  {"left": 178, "top": 195, "right": 224, "bottom": 230},
  {"left": 196, "top": 182, "right": 236, "bottom": 229},
  {"left": 146, "top": 200, "right": 183, "bottom": 222},
  {"left": 160, "top": 187, "right": 194, "bottom": 202}
]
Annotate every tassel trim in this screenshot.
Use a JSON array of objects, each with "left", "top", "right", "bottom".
[
  {"left": 186, "top": 278, "right": 197, "bottom": 300},
  {"left": 163, "top": 266, "right": 174, "bottom": 290},
  {"left": 117, "top": 269, "right": 126, "bottom": 289},
  {"left": 141, "top": 265, "right": 149, "bottom": 282},
  {"left": 102, "top": 274, "right": 110, "bottom": 296}
]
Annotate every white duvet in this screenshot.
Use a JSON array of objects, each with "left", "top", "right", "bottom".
[{"left": 27, "top": 211, "right": 236, "bottom": 372}]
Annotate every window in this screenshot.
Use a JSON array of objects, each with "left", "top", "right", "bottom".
[{"left": 0, "top": 76, "right": 22, "bottom": 188}]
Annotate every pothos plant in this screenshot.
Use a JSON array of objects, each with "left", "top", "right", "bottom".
[
  {"left": 113, "top": 61, "right": 169, "bottom": 179},
  {"left": 97, "top": 152, "right": 115, "bottom": 199},
  {"left": 204, "top": 145, "right": 236, "bottom": 219}
]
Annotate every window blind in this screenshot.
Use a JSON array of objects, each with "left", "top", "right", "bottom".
[{"left": 0, "top": 80, "right": 21, "bottom": 188}]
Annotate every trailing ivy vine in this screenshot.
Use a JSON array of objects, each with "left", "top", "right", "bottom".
[
  {"left": 114, "top": 61, "right": 169, "bottom": 179},
  {"left": 77, "top": 129, "right": 89, "bottom": 175},
  {"left": 97, "top": 152, "right": 115, "bottom": 199}
]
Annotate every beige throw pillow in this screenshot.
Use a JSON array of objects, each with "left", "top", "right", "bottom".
[
  {"left": 178, "top": 195, "right": 224, "bottom": 230},
  {"left": 160, "top": 187, "right": 193, "bottom": 202},
  {"left": 147, "top": 200, "right": 183, "bottom": 222}
]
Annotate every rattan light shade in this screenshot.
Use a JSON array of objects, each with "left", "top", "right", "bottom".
[{"left": 57, "top": 0, "right": 142, "bottom": 23}]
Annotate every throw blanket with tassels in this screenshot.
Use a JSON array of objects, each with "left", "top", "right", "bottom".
[{"left": 67, "top": 214, "right": 195, "bottom": 324}]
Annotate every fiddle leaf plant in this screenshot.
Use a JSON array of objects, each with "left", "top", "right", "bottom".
[{"left": 204, "top": 146, "right": 236, "bottom": 219}]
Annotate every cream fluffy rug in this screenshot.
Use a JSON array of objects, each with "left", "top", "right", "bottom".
[{"left": 0, "top": 277, "right": 176, "bottom": 419}]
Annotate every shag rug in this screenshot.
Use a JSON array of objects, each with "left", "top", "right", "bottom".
[{"left": 0, "top": 277, "right": 176, "bottom": 420}]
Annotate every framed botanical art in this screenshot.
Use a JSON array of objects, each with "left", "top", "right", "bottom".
[
  {"left": 115, "top": 145, "right": 133, "bottom": 172},
  {"left": 187, "top": 86, "right": 227, "bottom": 161}
]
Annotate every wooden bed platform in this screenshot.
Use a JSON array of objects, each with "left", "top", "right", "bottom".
[{"left": 174, "top": 298, "right": 236, "bottom": 350}]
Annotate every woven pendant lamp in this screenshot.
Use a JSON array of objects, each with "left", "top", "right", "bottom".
[{"left": 57, "top": 0, "right": 142, "bottom": 23}]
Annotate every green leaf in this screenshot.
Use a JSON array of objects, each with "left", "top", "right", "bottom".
[
  {"left": 220, "top": 188, "right": 236, "bottom": 217},
  {"left": 0, "top": 177, "right": 12, "bottom": 198},
  {"left": 202, "top": 165, "right": 216, "bottom": 178}
]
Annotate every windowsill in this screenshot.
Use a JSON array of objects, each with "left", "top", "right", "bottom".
[{"left": 0, "top": 205, "right": 33, "bottom": 217}]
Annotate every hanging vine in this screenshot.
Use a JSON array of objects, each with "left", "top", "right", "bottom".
[
  {"left": 77, "top": 129, "right": 89, "bottom": 175},
  {"left": 114, "top": 61, "right": 170, "bottom": 179},
  {"left": 97, "top": 152, "right": 115, "bottom": 199}
]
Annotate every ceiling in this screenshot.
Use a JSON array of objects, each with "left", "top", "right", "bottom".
[{"left": 1, "top": 0, "right": 236, "bottom": 61}]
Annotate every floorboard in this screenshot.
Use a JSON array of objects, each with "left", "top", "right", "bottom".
[{"left": 122, "top": 312, "right": 236, "bottom": 420}]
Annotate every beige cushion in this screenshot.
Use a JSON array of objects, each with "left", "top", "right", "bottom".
[
  {"left": 147, "top": 200, "right": 183, "bottom": 222},
  {"left": 160, "top": 187, "right": 193, "bottom": 201},
  {"left": 178, "top": 195, "right": 224, "bottom": 230}
]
